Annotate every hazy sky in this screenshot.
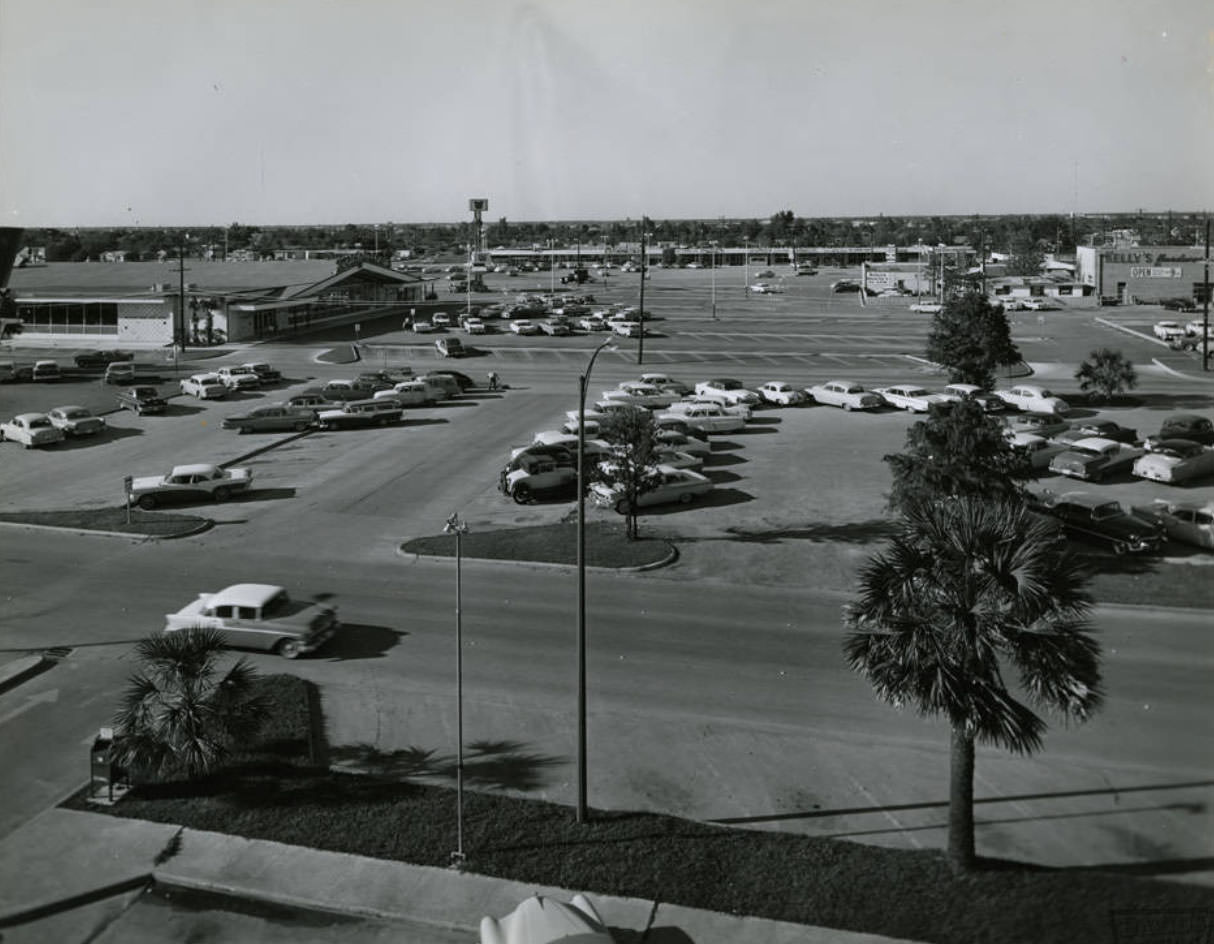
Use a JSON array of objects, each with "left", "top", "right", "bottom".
[{"left": 1, "top": 0, "right": 1210, "bottom": 226}]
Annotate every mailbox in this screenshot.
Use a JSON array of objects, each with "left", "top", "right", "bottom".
[{"left": 89, "top": 728, "right": 129, "bottom": 804}]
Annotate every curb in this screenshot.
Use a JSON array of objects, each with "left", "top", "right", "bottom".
[
  {"left": 0, "top": 655, "right": 49, "bottom": 694},
  {"left": 396, "top": 542, "right": 680, "bottom": 573},
  {"left": 0, "top": 518, "right": 213, "bottom": 541}
]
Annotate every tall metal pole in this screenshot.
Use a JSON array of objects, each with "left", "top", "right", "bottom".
[
  {"left": 444, "top": 512, "right": 468, "bottom": 865},
  {"left": 637, "top": 224, "right": 647, "bottom": 366},
  {"left": 577, "top": 337, "right": 615, "bottom": 824},
  {"left": 177, "top": 235, "right": 188, "bottom": 351},
  {"left": 1202, "top": 218, "right": 1210, "bottom": 372},
  {"left": 711, "top": 241, "right": 718, "bottom": 321}
]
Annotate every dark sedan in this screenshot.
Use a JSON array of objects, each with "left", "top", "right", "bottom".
[
  {"left": 74, "top": 349, "right": 133, "bottom": 368},
  {"left": 1029, "top": 491, "right": 1164, "bottom": 555}
]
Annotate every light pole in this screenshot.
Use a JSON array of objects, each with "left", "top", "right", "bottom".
[
  {"left": 710, "top": 241, "right": 718, "bottom": 321},
  {"left": 549, "top": 239, "right": 556, "bottom": 295},
  {"left": 576, "top": 337, "right": 617, "bottom": 824},
  {"left": 443, "top": 511, "right": 469, "bottom": 866},
  {"left": 743, "top": 236, "right": 750, "bottom": 296}
]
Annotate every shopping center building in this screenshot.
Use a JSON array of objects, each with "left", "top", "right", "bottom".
[{"left": 1075, "top": 245, "right": 1209, "bottom": 304}]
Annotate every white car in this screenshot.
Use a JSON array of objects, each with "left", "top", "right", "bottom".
[
  {"left": 668, "top": 396, "right": 752, "bottom": 420},
  {"left": 591, "top": 465, "right": 714, "bottom": 514},
  {"left": 1153, "top": 321, "right": 1186, "bottom": 341},
  {"left": 579, "top": 315, "right": 609, "bottom": 332},
  {"left": 873, "top": 385, "right": 948, "bottom": 413},
  {"left": 480, "top": 894, "right": 612, "bottom": 944},
  {"left": 1131, "top": 440, "right": 1214, "bottom": 485},
  {"left": 164, "top": 583, "right": 339, "bottom": 659},
  {"left": 655, "top": 403, "right": 745, "bottom": 434},
  {"left": 653, "top": 447, "right": 703, "bottom": 471},
  {"left": 1007, "top": 431, "right": 1070, "bottom": 469},
  {"left": 432, "top": 312, "right": 453, "bottom": 328},
  {"left": 373, "top": 381, "right": 434, "bottom": 408},
  {"left": 1131, "top": 500, "right": 1214, "bottom": 550},
  {"left": 509, "top": 320, "right": 541, "bottom": 335},
  {"left": 994, "top": 384, "right": 1070, "bottom": 415},
  {"left": 215, "top": 365, "right": 261, "bottom": 391},
  {"left": 462, "top": 318, "right": 486, "bottom": 334},
  {"left": 47, "top": 405, "right": 106, "bottom": 437},
  {"left": 909, "top": 302, "right": 943, "bottom": 313},
  {"left": 128, "top": 463, "right": 253, "bottom": 509},
  {"left": 1048, "top": 437, "right": 1145, "bottom": 481},
  {"left": 612, "top": 321, "right": 646, "bottom": 337},
  {"left": 806, "top": 380, "right": 884, "bottom": 411},
  {"left": 749, "top": 282, "right": 783, "bottom": 294},
  {"left": 756, "top": 381, "right": 808, "bottom": 406},
  {"left": 517, "top": 432, "right": 612, "bottom": 461},
  {"left": 412, "top": 319, "right": 435, "bottom": 333},
  {"left": 1023, "top": 297, "right": 1060, "bottom": 311},
  {"left": 600, "top": 383, "right": 675, "bottom": 409},
  {"left": 694, "top": 378, "right": 761, "bottom": 406},
  {"left": 180, "top": 373, "right": 227, "bottom": 399},
  {"left": 654, "top": 428, "right": 712, "bottom": 457},
  {"left": 997, "top": 297, "right": 1026, "bottom": 311},
  {"left": 1, "top": 413, "right": 65, "bottom": 448}
]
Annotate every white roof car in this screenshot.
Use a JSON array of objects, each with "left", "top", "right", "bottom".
[
  {"left": 480, "top": 894, "right": 612, "bottom": 944},
  {"left": 873, "top": 385, "right": 947, "bottom": 413},
  {"left": 994, "top": 384, "right": 1070, "bottom": 415}
]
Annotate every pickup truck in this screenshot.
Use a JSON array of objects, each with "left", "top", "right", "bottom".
[{"left": 116, "top": 385, "right": 168, "bottom": 414}]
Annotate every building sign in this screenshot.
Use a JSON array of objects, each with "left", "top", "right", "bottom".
[{"left": 1129, "top": 266, "right": 1182, "bottom": 279}]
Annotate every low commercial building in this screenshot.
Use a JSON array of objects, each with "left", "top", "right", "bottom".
[
  {"left": 1075, "top": 245, "right": 1209, "bottom": 304},
  {"left": 6, "top": 260, "right": 425, "bottom": 346}
]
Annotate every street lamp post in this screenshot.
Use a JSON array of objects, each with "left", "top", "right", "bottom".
[
  {"left": 576, "top": 337, "right": 617, "bottom": 824},
  {"left": 637, "top": 226, "right": 648, "bottom": 366},
  {"left": 443, "top": 512, "right": 469, "bottom": 866},
  {"left": 743, "top": 236, "right": 750, "bottom": 296},
  {"left": 710, "top": 241, "right": 718, "bottom": 321}
]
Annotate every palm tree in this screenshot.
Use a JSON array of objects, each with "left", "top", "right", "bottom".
[
  {"left": 112, "top": 628, "right": 266, "bottom": 783},
  {"left": 842, "top": 497, "right": 1102, "bottom": 871}
]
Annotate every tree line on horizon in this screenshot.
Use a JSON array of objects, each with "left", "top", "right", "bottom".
[{"left": 22, "top": 209, "right": 1206, "bottom": 265}]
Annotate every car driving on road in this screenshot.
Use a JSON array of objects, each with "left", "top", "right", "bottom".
[
  {"left": 128, "top": 463, "right": 253, "bottom": 509},
  {"left": 180, "top": 373, "right": 227, "bottom": 399},
  {"left": 47, "top": 405, "right": 106, "bottom": 437},
  {"left": 163, "top": 583, "right": 339, "bottom": 659},
  {"left": 221, "top": 404, "right": 318, "bottom": 434}
]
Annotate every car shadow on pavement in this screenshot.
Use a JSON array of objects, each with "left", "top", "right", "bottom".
[
  {"left": 161, "top": 402, "right": 208, "bottom": 417},
  {"left": 319, "top": 623, "right": 407, "bottom": 660},
  {"left": 701, "top": 452, "right": 747, "bottom": 467},
  {"left": 639, "top": 488, "right": 754, "bottom": 514},
  {"left": 328, "top": 739, "right": 566, "bottom": 792},
  {"left": 402, "top": 417, "right": 452, "bottom": 427},
  {"left": 703, "top": 469, "right": 744, "bottom": 485},
  {"left": 232, "top": 487, "right": 297, "bottom": 503},
  {"left": 57, "top": 427, "right": 143, "bottom": 448}
]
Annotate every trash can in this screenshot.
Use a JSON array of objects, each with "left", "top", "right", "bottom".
[{"left": 89, "top": 728, "right": 129, "bottom": 804}]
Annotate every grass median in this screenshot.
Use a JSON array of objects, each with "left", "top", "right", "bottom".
[{"left": 65, "top": 673, "right": 1214, "bottom": 944}]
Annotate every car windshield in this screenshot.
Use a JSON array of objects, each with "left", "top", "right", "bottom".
[
  {"left": 1092, "top": 502, "right": 1123, "bottom": 520},
  {"left": 29, "top": 418, "right": 51, "bottom": 428},
  {"left": 64, "top": 409, "right": 89, "bottom": 419}
]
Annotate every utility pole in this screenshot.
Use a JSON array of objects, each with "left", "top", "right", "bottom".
[
  {"left": 177, "top": 236, "right": 189, "bottom": 350},
  {"left": 1203, "top": 218, "right": 1210, "bottom": 372},
  {"left": 637, "top": 220, "right": 648, "bottom": 365}
]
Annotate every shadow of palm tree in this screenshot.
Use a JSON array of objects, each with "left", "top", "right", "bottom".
[
  {"left": 680, "top": 520, "right": 899, "bottom": 545},
  {"left": 328, "top": 740, "right": 567, "bottom": 792}
]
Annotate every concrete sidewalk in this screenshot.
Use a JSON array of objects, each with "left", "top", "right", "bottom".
[{"left": 0, "top": 807, "right": 921, "bottom": 943}]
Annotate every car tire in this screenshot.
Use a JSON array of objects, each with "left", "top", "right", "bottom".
[
  {"left": 512, "top": 484, "right": 533, "bottom": 504},
  {"left": 1111, "top": 541, "right": 1127, "bottom": 556},
  {"left": 294, "top": 421, "right": 309, "bottom": 431},
  {"left": 276, "top": 639, "right": 303, "bottom": 659},
  {"left": 679, "top": 492, "right": 694, "bottom": 504},
  {"left": 137, "top": 495, "right": 157, "bottom": 510},
  {"left": 213, "top": 486, "right": 231, "bottom": 502},
  {"left": 843, "top": 403, "right": 854, "bottom": 412},
  {"left": 614, "top": 498, "right": 631, "bottom": 515}
]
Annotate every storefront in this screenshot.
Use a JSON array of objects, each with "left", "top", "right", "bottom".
[{"left": 1075, "top": 245, "right": 1208, "bottom": 304}]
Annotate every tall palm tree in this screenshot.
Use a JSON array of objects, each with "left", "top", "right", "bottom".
[
  {"left": 112, "top": 628, "right": 266, "bottom": 783},
  {"left": 842, "top": 497, "right": 1102, "bottom": 871}
]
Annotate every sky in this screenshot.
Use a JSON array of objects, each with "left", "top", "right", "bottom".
[{"left": 1, "top": 0, "right": 1211, "bottom": 227}]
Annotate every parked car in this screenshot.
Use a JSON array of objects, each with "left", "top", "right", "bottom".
[
  {"left": 499, "top": 454, "right": 579, "bottom": 504},
  {"left": 667, "top": 396, "right": 751, "bottom": 421},
  {"left": 285, "top": 390, "right": 337, "bottom": 415},
  {"left": 994, "top": 384, "right": 1070, "bottom": 415},
  {"left": 47, "top": 405, "right": 106, "bottom": 437},
  {"left": 463, "top": 318, "right": 487, "bottom": 335},
  {"left": 1022, "top": 297, "right": 1060, "bottom": 311},
  {"left": 509, "top": 320, "right": 541, "bottom": 336},
  {"left": 374, "top": 380, "right": 435, "bottom": 407},
  {"left": 909, "top": 301, "right": 942, "bottom": 313},
  {"left": 316, "top": 399, "right": 403, "bottom": 429},
  {"left": 117, "top": 385, "right": 168, "bottom": 414},
  {"left": 221, "top": 404, "right": 318, "bottom": 434},
  {"left": 873, "top": 385, "right": 948, "bottom": 413},
  {"left": 103, "top": 362, "right": 161, "bottom": 385},
  {"left": 540, "top": 320, "right": 573, "bottom": 336},
  {"left": 1051, "top": 420, "right": 1138, "bottom": 446},
  {"left": 73, "top": 349, "right": 133, "bottom": 369},
  {"left": 591, "top": 465, "right": 714, "bottom": 514},
  {"left": 1002, "top": 412, "right": 1072, "bottom": 439},
  {"left": 1048, "top": 437, "right": 1145, "bottom": 481},
  {"left": 244, "top": 362, "right": 283, "bottom": 383},
  {"left": 0, "top": 413, "right": 65, "bottom": 448},
  {"left": 435, "top": 337, "right": 466, "bottom": 357},
  {"left": 412, "top": 319, "right": 436, "bottom": 333},
  {"left": 694, "top": 378, "right": 760, "bottom": 406},
  {"left": 128, "top": 463, "right": 253, "bottom": 509},
  {"left": 1131, "top": 500, "right": 1214, "bottom": 550},
  {"left": 937, "top": 383, "right": 1006, "bottom": 412},
  {"left": 806, "top": 380, "right": 884, "bottom": 411},
  {"left": 353, "top": 373, "right": 395, "bottom": 393},
  {"left": 432, "top": 312, "right": 453, "bottom": 328},
  {"left": 163, "top": 583, "right": 339, "bottom": 659},
  {"left": 1146, "top": 414, "right": 1214, "bottom": 447},
  {"left": 418, "top": 373, "right": 462, "bottom": 399},
  {"left": 579, "top": 315, "right": 609, "bottom": 332},
  {"left": 612, "top": 321, "right": 647, "bottom": 337},
  {"left": 180, "top": 373, "right": 227, "bottom": 399},
  {"left": 215, "top": 365, "right": 261, "bottom": 391},
  {"left": 654, "top": 428, "right": 712, "bottom": 457},
  {"left": 1007, "top": 432, "right": 1070, "bottom": 470},
  {"left": 601, "top": 383, "right": 675, "bottom": 410},
  {"left": 1160, "top": 298, "right": 1197, "bottom": 313},
  {"left": 654, "top": 403, "right": 745, "bottom": 434},
  {"left": 653, "top": 447, "right": 704, "bottom": 471},
  {"left": 32, "top": 360, "right": 62, "bottom": 382},
  {"left": 321, "top": 379, "right": 377, "bottom": 401},
  {"left": 1132, "top": 439, "right": 1214, "bottom": 485},
  {"left": 639, "top": 373, "right": 692, "bottom": 396},
  {"left": 1029, "top": 491, "right": 1164, "bottom": 555},
  {"left": 756, "top": 381, "right": 808, "bottom": 406},
  {"left": 1153, "top": 320, "right": 1187, "bottom": 341}
]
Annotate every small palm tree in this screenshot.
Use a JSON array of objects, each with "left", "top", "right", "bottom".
[
  {"left": 112, "top": 628, "right": 266, "bottom": 782},
  {"left": 1075, "top": 348, "right": 1137, "bottom": 403},
  {"left": 843, "top": 497, "right": 1102, "bottom": 871}
]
